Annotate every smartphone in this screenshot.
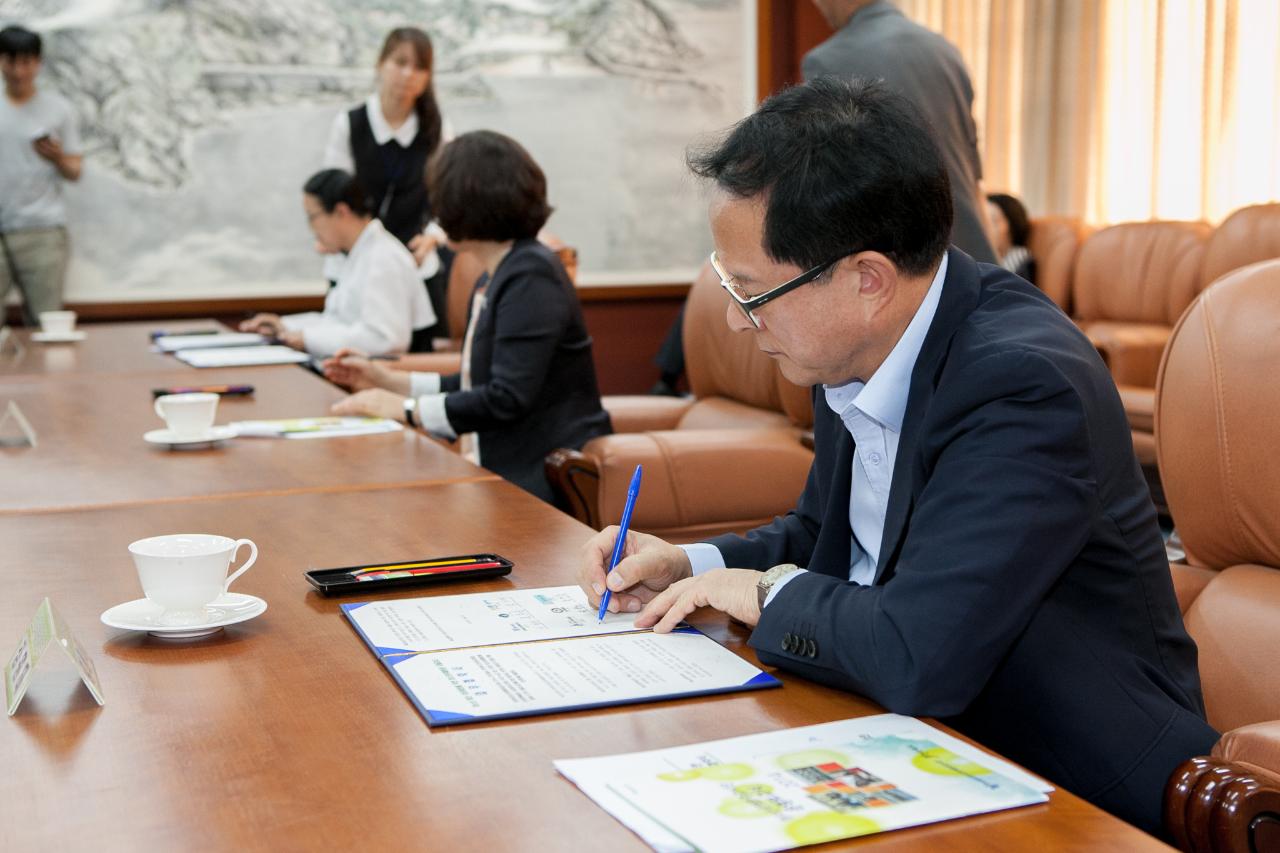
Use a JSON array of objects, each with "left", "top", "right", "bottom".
[{"left": 304, "top": 553, "right": 513, "bottom": 595}]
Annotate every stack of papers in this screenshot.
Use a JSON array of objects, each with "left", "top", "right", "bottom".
[
  {"left": 175, "top": 345, "right": 311, "bottom": 368},
  {"left": 154, "top": 332, "right": 265, "bottom": 352},
  {"left": 230, "top": 417, "right": 402, "bottom": 439},
  {"left": 556, "top": 714, "right": 1051, "bottom": 853},
  {"left": 342, "top": 586, "right": 779, "bottom": 726}
]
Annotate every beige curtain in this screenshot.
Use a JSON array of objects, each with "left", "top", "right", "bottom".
[{"left": 898, "top": 0, "right": 1280, "bottom": 225}]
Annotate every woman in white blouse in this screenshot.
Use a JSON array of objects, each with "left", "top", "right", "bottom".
[{"left": 241, "top": 169, "right": 433, "bottom": 357}]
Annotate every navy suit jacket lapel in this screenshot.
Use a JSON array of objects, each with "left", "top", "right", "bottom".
[
  {"left": 873, "top": 248, "right": 983, "bottom": 584},
  {"left": 810, "top": 421, "right": 855, "bottom": 578}
]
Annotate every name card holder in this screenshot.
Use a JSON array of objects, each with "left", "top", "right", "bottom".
[
  {"left": 0, "top": 400, "right": 37, "bottom": 448},
  {"left": 5, "top": 598, "right": 104, "bottom": 716}
]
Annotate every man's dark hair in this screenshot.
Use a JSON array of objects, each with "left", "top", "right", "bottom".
[
  {"left": 0, "top": 25, "right": 42, "bottom": 59},
  {"left": 428, "top": 130, "right": 552, "bottom": 242},
  {"left": 303, "top": 169, "right": 371, "bottom": 217},
  {"left": 987, "top": 192, "right": 1032, "bottom": 247},
  {"left": 689, "top": 77, "right": 952, "bottom": 277}
]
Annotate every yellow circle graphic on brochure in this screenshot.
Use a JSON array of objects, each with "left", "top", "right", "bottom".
[
  {"left": 911, "top": 746, "right": 992, "bottom": 776},
  {"left": 784, "top": 812, "right": 880, "bottom": 843},
  {"left": 657, "top": 769, "right": 704, "bottom": 782},
  {"left": 718, "top": 797, "right": 781, "bottom": 818},
  {"left": 700, "top": 763, "right": 755, "bottom": 781},
  {"left": 774, "top": 749, "right": 851, "bottom": 771},
  {"left": 733, "top": 783, "right": 775, "bottom": 796}
]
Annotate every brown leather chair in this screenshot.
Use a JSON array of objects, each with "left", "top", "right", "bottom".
[
  {"left": 547, "top": 261, "right": 815, "bottom": 542},
  {"left": 1200, "top": 202, "right": 1280, "bottom": 288},
  {"left": 1027, "top": 215, "right": 1091, "bottom": 313},
  {"left": 1155, "top": 259, "right": 1280, "bottom": 852},
  {"left": 1121, "top": 204, "right": 1280, "bottom": 471},
  {"left": 1073, "top": 220, "right": 1212, "bottom": 388}
]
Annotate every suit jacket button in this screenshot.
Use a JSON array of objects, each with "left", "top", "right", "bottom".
[
  {"left": 806, "top": 639, "right": 817, "bottom": 658},
  {"left": 781, "top": 633, "right": 793, "bottom": 652}
]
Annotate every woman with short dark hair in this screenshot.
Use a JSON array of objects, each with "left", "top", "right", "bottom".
[{"left": 326, "top": 131, "right": 612, "bottom": 502}]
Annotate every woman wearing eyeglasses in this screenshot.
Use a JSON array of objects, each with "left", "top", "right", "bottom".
[{"left": 324, "top": 131, "right": 612, "bottom": 503}]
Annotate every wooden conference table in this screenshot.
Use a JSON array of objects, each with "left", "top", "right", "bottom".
[
  {"left": 0, "top": 322, "right": 1168, "bottom": 851},
  {"left": 0, "top": 319, "right": 220, "bottom": 379},
  {"left": 0, "top": 365, "right": 485, "bottom": 514}
]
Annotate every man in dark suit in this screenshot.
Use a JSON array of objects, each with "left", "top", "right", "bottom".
[{"left": 577, "top": 78, "right": 1217, "bottom": 837}]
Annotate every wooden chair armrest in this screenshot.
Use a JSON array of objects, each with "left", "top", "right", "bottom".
[
  {"left": 545, "top": 448, "right": 601, "bottom": 529},
  {"left": 1165, "top": 756, "right": 1280, "bottom": 852}
]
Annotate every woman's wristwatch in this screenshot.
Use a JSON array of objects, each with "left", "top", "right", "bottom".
[
  {"left": 757, "top": 563, "right": 801, "bottom": 610},
  {"left": 403, "top": 396, "right": 418, "bottom": 428}
]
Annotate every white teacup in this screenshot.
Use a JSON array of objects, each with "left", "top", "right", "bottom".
[
  {"left": 38, "top": 310, "right": 77, "bottom": 336},
  {"left": 154, "top": 392, "right": 218, "bottom": 438},
  {"left": 129, "top": 534, "right": 257, "bottom": 626}
]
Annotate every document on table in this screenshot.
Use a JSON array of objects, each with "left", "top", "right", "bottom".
[
  {"left": 342, "top": 586, "right": 780, "bottom": 726},
  {"left": 175, "top": 344, "right": 310, "bottom": 367},
  {"left": 555, "top": 714, "right": 1052, "bottom": 853},
  {"left": 154, "top": 332, "right": 264, "bottom": 352},
  {"left": 230, "top": 417, "right": 402, "bottom": 439}
]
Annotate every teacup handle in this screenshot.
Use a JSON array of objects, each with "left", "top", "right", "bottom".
[
  {"left": 154, "top": 398, "right": 165, "bottom": 420},
  {"left": 224, "top": 539, "right": 258, "bottom": 590}
]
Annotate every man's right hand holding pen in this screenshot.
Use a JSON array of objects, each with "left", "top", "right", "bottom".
[{"left": 578, "top": 531, "right": 764, "bottom": 634}]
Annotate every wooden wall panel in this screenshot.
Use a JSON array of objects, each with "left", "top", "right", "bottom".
[{"left": 759, "top": 0, "right": 833, "bottom": 99}]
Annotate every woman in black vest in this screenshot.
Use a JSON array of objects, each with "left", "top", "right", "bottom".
[
  {"left": 325, "top": 131, "right": 613, "bottom": 503},
  {"left": 322, "top": 27, "right": 451, "bottom": 344}
]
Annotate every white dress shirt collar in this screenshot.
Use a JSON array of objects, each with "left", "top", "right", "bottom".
[
  {"left": 365, "top": 94, "right": 419, "bottom": 148},
  {"left": 346, "top": 217, "right": 384, "bottom": 260},
  {"left": 823, "top": 253, "right": 948, "bottom": 429}
]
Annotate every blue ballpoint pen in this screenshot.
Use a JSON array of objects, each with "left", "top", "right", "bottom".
[{"left": 597, "top": 464, "right": 643, "bottom": 622}]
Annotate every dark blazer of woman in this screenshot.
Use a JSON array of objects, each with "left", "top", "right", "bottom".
[{"left": 440, "top": 239, "right": 611, "bottom": 501}]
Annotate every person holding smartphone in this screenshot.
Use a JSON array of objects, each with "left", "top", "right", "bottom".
[{"left": 0, "top": 25, "right": 82, "bottom": 324}]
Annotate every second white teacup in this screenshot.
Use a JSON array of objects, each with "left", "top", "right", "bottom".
[
  {"left": 39, "top": 310, "right": 77, "bottom": 336},
  {"left": 129, "top": 534, "right": 257, "bottom": 626},
  {"left": 154, "top": 392, "right": 218, "bottom": 438}
]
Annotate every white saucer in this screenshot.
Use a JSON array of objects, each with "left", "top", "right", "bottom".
[
  {"left": 31, "top": 330, "right": 87, "bottom": 342},
  {"left": 144, "top": 425, "right": 237, "bottom": 447},
  {"left": 101, "top": 592, "right": 267, "bottom": 639}
]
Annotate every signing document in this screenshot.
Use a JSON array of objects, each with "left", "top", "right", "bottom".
[
  {"left": 556, "top": 714, "right": 1051, "bottom": 853},
  {"left": 343, "top": 586, "right": 779, "bottom": 726}
]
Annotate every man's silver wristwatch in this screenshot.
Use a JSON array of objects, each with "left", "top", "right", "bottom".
[
  {"left": 757, "top": 563, "right": 801, "bottom": 610},
  {"left": 403, "top": 396, "right": 418, "bottom": 428}
]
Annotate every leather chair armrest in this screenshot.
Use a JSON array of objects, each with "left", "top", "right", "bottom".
[
  {"left": 1214, "top": 722, "right": 1280, "bottom": 785},
  {"left": 1165, "top": 752, "right": 1280, "bottom": 853},
  {"left": 389, "top": 352, "right": 463, "bottom": 375},
  {"left": 584, "top": 429, "right": 813, "bottom": 542},
  {"left": 1082, "top": 322, "right": 1170, "bottom": 387},
  {"left": 602, "top": 395, "right": 694, "bottom": 433}
]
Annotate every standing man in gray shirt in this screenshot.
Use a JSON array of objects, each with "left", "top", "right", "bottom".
[
  {"left": 0, "top": 25, "right": 82, "bottom": 324},
  {"left": 806, "top": 1, "right": 996, "bottom": 263}
]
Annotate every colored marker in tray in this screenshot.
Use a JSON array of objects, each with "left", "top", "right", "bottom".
[{"left": 304, "top": 553, "right": 513, "bottom": 595}]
